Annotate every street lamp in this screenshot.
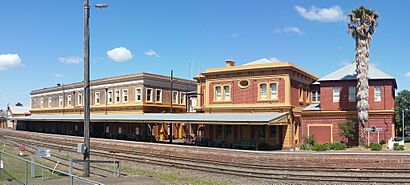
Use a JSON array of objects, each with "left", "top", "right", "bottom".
[{"left": 83, "top": 0, "right": 108, "bottom": 177}]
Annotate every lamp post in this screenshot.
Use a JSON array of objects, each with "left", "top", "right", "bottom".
[{"left": 83, "top": 0, "right": 107, "bottom": 177}]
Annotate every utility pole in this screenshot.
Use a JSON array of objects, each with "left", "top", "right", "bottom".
[
  {"left": 83, "top": 0, "right": 91, "bottom": 177},
  {"left": 170, "top": 70, "right": 173, "bottom": 143}
]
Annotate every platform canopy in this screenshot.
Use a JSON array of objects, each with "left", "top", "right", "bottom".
[{"left": 12, "top": 112, "right": 289, "bottom": 125}]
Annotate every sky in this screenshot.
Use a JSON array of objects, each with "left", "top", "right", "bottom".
[{"left": 0, "top": 0, "right": 409, "bottom": 109}]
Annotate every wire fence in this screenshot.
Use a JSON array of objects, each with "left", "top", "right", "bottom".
[{"left": 0, "top": 150, "right": 104, "bottom": 185}]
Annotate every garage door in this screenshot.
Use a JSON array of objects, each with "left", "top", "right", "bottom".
[{"left": 309, "top": 126, "right": 332, "bottom": 144}]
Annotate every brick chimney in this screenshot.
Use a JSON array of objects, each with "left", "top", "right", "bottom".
[{"left": 225, "top": 59, "right": 235, "bottom": 67}]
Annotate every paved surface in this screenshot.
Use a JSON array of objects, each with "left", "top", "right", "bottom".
[{"left": 3, "top": 176, "right": 163, "bottom": 185}]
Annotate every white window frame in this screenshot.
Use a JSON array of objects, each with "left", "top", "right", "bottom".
[
  {"left": 105, "top": 126, "right": 110, "bottom": 134},
  {"left": 270, "top": 83, "right": 278, "bottom": 100},
  {"left": 311, "top": 91, "right": 320, "bottom": 103},
  {"left": 180, "top": 92, "right": 186, "bottom": 104},
  {"left": 155, "top": 89, "right": 162, "bottom": 103},
  {"left": 78, "top": 94, "right": 83, "bottom": 106},
  {"left": 135, "top": 88, "right": 142, "bottom": 102},
  {"left": 348, "top": 86, "right": 356, "bottom": 102},
  {"left": 260, "top": 84, "right": 267, "bottom": 100},
  {"left": 40, "top": 98, "right": 44, "bottom": 108},
  {"left": 67, "top": 95, "right": 72, "bottom": 106},
  {"left": 333, "top": 87, "right": 340, "bottom": 102},
  {"left": 59, "top": 96, "right": 63, "bottom": 107},
  {"left": 118, "top": 126, "right": 123, "bottom": 134},
  {"left": 146, "top": 88, "right": 153, "bottom": 102},
  {"left": 95, "top": 92, "right": 101, "bottom": 105},
  {"left": 215, "top": 86, "right": 222, "bottom": 102},
  {"left": 115, "top": 90, "right": 120, "bottom": 103},
  {"left": 108, "top": 90, "right": 113, "bottom": 104},
  {"left": 122, "top": 89, "right": 129, "bottom": 103},
  {"left": 48, "top": 97, "right": 52, "bottom": 108},
  {"left": 374, "top": 86, "right": 382, "bottom": 102},
  {"left": 172, "top": 91, "right": 179, "bottom": 104},
  {"left": 223, "top": 86, "right": 230, "bottom": 101},
  {"left": 135, "top": 127, "right": 140, "bottom": 136}
]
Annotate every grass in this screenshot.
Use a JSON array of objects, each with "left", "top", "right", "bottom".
[{"left": 121, "top": 165, "right": 232, "bottom": 185}]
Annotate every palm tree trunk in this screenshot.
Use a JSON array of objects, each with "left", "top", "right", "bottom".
[{"left": 355, "top": 37, "right": 370, "bottom": 147}]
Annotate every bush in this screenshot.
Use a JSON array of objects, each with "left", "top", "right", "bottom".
[
  {"left": 304, "top": 136, "right": 315, "bottom": 146},
  {"left": 313, "top": 144, "right": 330, "bottom": 151},
  {"left": 369, "top": 143, "right": 382, "bottom": 151},
  {"left": 339, "top": 120, "right": 356, "bottom": 140},
  {"left": 329, "top": 142, "right": 348, "bottom": 150},
  {"left": 393, "top": 143, "right": 405, "bottom": 151},
  {"left": 299, "top": 143, "right": 313, "bottom": 150}
]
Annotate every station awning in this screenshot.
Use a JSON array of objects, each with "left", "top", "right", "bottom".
[{"left": 12, "top": 112, "right": 289, "bottom": 125}]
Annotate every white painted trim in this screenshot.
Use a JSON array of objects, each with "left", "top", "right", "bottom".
[
  {"left": 30, "top": 80, "right": 144, "bottom": 98},
  {"left": 146, "top": 88, "right": 153, "bottom": 103},
  {"left": 122, "top": 89, "right": 129, "bottom": 103},
  {"left": 135, "top": 87, "right": 142, "bottom": 102},
  {"left": 155, "top": 89, "right": 162, "bottom": 103}
]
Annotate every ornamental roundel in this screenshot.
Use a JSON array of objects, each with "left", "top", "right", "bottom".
[{"left": 238, "top": 80, "right": 250, "bottom": 88}]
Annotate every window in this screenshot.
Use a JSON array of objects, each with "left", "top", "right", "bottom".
[
  {"left": 40, "top": 98, "right": 44, "bottom": 108},
  {"left": 225, "top": 125, "right": 232, "bottom": 138},
  {"left": 270, "top": 126, "right": 277, "bottom": 139},
  {"left": 155, "top": 89, "right": 162, "bottom": 103},
  {"left": 348, "top": 86, "right": 356, "bottom": 102},
  {"left": 122, "top": 89, "right": 128, "bottom": 102},
  {"left": 67, "top": 95, "right": 72, "bottom": 106},
  {"left": 311, "top": 91, "right": 320, "bottom": 103},
  {"left": 59, "top": 96, "right": 63, "bottom": 107},
  {"left": 215, "top": 86, "right": 222, "bottom": 101},
  {"left": 223, "top": 86, "right": 230, "bottom": 101},
  {"left": 95, "top": 92, "right": 100, "bottom": 105},
  {"left": 260, "top": 84, "right": 267, "bottom": 100},
  {"left": 78, "top": 94, "right": 83, "bottom": 105},
  {"left": 299, "top": 86, "right": 303, "bottom": 102},
  {"left": 333, "top": 87, "right": 340, "bottom": 102},
  {"left": 118, "top": 126, "right": 123, "bottom": 134},
  {"left": 108, "top": 91, "right": 113, "bottom": 104},
  {"left": 105, "top": 126, "right": 110, "bottom": 134},
  {"left": 216, "top": 125, "right": 223, "bottom": 138},
  {"left": 48, "top": 97, "right": 52, "bottom": 108},
  {"left": 374, "top": 86, "right": 382, "bottom": 102},
  {"left": 172, "top": 91, "right": 179, "bottom": 104},
  {"left": 135, "top": 127, "right": 140, "bottom": 136},
  {"left": 115, "top": 90, "right": 120, "bottom": 103},
  {"left": 146, "top": 88, "right": 153, "bottom": 102},
  {"left": 135, "top": 88, "right": 142, "bottom": 102},
  {"left": 180, "top": 92, "right": 186, "bottom": 104},
  {"left": 238, "top": 80, "right": 249, "bottom": 88},
  {"left": 270, "top": 83, "right": 278, "bottom": 99}
]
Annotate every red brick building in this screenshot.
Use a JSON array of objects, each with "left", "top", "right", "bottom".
[{"left": 301, "top": 63, "right": 396, "bottom": 145}]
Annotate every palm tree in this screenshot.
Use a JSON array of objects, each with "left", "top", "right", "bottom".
[{"left": 348, "top": 6, "right": 379, "bottom": 146}]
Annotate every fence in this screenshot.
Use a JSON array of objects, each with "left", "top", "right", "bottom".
[{"left": 0, "top": 150, "right": 104, "bottom": 185}]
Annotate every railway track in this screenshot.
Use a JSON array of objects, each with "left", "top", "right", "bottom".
[{"left": 2, "top": 131, "right": 410, "bottom": 183}]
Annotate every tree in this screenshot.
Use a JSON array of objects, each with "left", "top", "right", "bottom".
[
  {"left": 15, "top": 102, "right": 23, "bottom": 107},
  {"left": 348, "top": 6, "right": 379, "bottom": 146},
  {"left": 395, "top": 90, "right": 410, "bottom": 133}
]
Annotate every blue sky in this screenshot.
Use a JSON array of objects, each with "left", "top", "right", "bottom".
[{"left": 0, "top": 1, "right": 409, "bottom": 109}]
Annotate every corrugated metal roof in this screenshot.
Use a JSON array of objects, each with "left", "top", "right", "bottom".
[
  {"left": 13, "top": 112, "right": 288, "bottom": 125},
  {"left": 318, "top": 63, "right": 395, "bottom": 81},
  {"left": 242, "top": 58, "right": 274, "bottom": 66}
]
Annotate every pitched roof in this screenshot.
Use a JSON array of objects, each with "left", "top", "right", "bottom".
[
  {"left": 242, "top": 58, "right": 274, "bottom": 66},
  {"left": 318, "top": 63, "right": 395, "bottom": 82},
  {"left": 8, "top": 106, "right": 30, "bottom": 115}
]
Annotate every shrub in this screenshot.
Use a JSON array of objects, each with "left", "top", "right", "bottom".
[
  {"left": 313, "top": 144, "right": 330, "bottom": 151},
  {"left": 369, "top": 143, "right": 382, "bottom": 151},
  {"left": 393, "top": 143, "right": 405, "bottom": 151},
  {"left": 299, "top": 143, "right": 313, "bottom": 150},
  {"left": 329, "top": 142, "right": 348, "bottom": 150},
  {"left": 339, "top": 120, "right": 356, "bottom": 140},
  {"left": 304, "top": 136, "right": 315, "bottom": 146},
  {"left": 379, "top": 140, "right": 386, "bottom": 145}
]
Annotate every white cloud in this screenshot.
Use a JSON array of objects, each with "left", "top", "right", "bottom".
[
  {"left": 0, "top": 54, "right": 23, "bottom": 71},
  {"left": 54, "top": 73, "right": 63, "bottom": 78},
  {"left": 230, "top": 33, "right": 240, "bottom": 38},
  {"left": 276, "top": 26, "right": 304, "bottom": 35},
  {"left": 107, "top": 47, "right": 133, "bottom": 62},
  {"left": 270, "top": 57, "right": 281, "bottom": 62},
  {"left": 405, "top": 72, "right": 410, "bottom": 78},
  {"left": 295, "top": 5, "right": 345, "bottom": 22},
  {"left": 59, "top": 56, "right": 82, "bottom": 64},
  {"left": 144, "top": 50, "right": 160, "bottom": 58}
]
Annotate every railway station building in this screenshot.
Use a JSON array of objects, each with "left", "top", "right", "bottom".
[{"left": 12, "top": 58, "right": 397, "bottom": 150}]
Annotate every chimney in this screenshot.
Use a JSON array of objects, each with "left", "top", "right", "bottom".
[{"left": 225, "top": 59, "right": 235, "bottom": 67}]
